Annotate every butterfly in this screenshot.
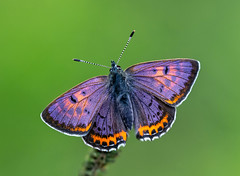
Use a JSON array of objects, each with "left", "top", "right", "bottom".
[{"left": 41, "top": 30, "right": 200, "bottom": 152}]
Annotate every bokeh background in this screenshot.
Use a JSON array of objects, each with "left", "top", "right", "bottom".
[{"left": 1, "top": 0, "right": 239, "bottom": 175}]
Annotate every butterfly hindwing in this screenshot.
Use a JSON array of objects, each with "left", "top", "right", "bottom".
[
  {"left": 131, "top": 88, "right": 176, "bottom": 141},
  {"left": 41, "top": 76, "right": 108, "bottom": 136},
  {"left": 82, "top": 95, "right": 128, "bottom": 152},
  {"left": 126, "top": 59, "right": 200, "bottom": 107}
]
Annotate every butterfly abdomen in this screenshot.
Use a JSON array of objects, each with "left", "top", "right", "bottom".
[{"left": 117, "top": 93, "right": 133, "bottom": 130}]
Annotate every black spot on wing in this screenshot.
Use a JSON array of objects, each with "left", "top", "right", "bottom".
[
  {"left": 102, "top": 142, "right": 107, "bottom": 147},
  {"left": 159, "top": 85, "right": 164, "bottom": 93},
  {"left": 98, "top": 113, "right": 105, "bottom": 119},
  {"left": 152, "top": 129, "right": 156, "bottom": 134},
  {"left": 148, "top": 99, "right": 153, "bottom": 107},
  {"left": 164, "top": 66, "right": 169, "bottom": 75},
  {"left": 158, "top": 126, "right": 163, "bottom": 132},
  {"left": 163, "top": 122, "right": 168, "bottom": 127},
  {"left": 70, "top": 95, "right": 77, "bottom": 103},
  {"left": 158, "top": 105, "right": 162, "bottom": 111}
]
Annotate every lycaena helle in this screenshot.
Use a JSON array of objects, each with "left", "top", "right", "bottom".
[{"left": 41, "top": 30, "right": 200, "bottom": 152}]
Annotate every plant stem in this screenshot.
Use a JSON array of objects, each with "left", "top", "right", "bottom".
[{"left": 79, "top": 149, "right": 120, "bottom": 176}]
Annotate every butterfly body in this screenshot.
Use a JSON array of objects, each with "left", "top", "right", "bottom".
[{"left": 108, "top": 61, "right": 134, "bottom": 130}]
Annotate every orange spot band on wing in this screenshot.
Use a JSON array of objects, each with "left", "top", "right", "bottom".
[
  {"left": 165, "top": 92, "right": 185, "bottom": 104},
  {"left": 90, "top": 130, "right": 127, "bottom": 146},
  {"left": 138, "top": 114, "right": 168, "bottom": 136},
  {"left": 70, "top": 122, "right": 92, "bottom": 132}
]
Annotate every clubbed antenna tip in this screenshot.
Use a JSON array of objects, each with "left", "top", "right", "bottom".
[
  {"left": 130, "top": 30, "right": 135, "bottom": 37},
  {"left": 73, "top": 59, "right": 81, "bottom": 62},
  {"left": 73, "top": 58, "right": 111, "bottom": 68}
]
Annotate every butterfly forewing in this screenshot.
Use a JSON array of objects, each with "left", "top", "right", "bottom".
[
  {"left": 41, "top": 76, "right": 108, "bottom": 136},
  {"left": 82, "top": 95, "right": 128, "bottom": 152},
  {"left": 126, "top": 59, "right": 200, "bottom": 107},
  {"left": 131, "top": 88, "right": 175, "bottom": 141}
]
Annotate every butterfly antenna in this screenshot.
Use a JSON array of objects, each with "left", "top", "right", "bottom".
[
  {"left": 116, "top": 30, "right": 135, "bottom": 65},
  {"left": 73, "top": 59, "right": 111, "bottom": 69}
]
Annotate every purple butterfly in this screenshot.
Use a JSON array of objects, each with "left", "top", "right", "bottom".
[{"left": 41, "top": 30, "right": 200, "bottom": 152}]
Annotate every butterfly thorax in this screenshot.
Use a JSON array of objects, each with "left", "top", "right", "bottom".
[
  {"left": 108, "top": 61, "right": 133, "bottom": 130},
  {"left": 109, "top": 61, "right": 126, "bottom": 93}
]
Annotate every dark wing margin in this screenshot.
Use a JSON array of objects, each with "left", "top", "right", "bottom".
[
  {"left": 41, "top": 76, "right": 108, "bottom": 136},
  {"left": 126, "top": 59, "right": 200, "bottom": 107},
  {"left": 82, "top": 96, "right": 128, "bottom": 152},
  {"left": 131, "top": 88, "right": 176, "bottom": 141}
]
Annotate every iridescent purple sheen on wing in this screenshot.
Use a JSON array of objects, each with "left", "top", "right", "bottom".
[
  {"left": 41, "top": 76, "right": 108, "bottom": 136},
  {"left": 130, "top": 88, "right": 175, "bottom": 141},
  {"left": 126, "top": 59, "right": 199, "bottom": 106},
  {"left": 82, "top": 96, "right": 128, "bottom": 151}
]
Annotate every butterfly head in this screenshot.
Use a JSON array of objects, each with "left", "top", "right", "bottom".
[
  {"left": 110, "top": 60, "right": 122, "bottom": 73},
  {"left": 109, "top": 60, "right": 126, "bottom": 86}
]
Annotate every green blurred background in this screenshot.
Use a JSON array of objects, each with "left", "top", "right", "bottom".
[{"left": 1, "top": 0, "right": 239, "bottom": 175}]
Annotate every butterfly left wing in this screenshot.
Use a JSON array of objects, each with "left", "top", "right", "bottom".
[
  {"left": 130, "top": 87, "right": 176, "bottom": 141},
  {"left": 126, "top": 59, "right": 200, "bottom": 107},
  {"left": 82, "top": 95, "right": 128, "bottom": 152},
  {"left": 41, "top": 76, "right": 108, "bottom": 136}
]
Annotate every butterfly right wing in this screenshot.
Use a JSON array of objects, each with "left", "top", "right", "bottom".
[
  {"left": 83, "top": 95, "right": 128, "bottom": 152},
  {"left": 41, "top": 76, "right": 108, "bottom": 136},
  {"left": 131, "top": 87, "right": 176, "bottom": 141}
]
